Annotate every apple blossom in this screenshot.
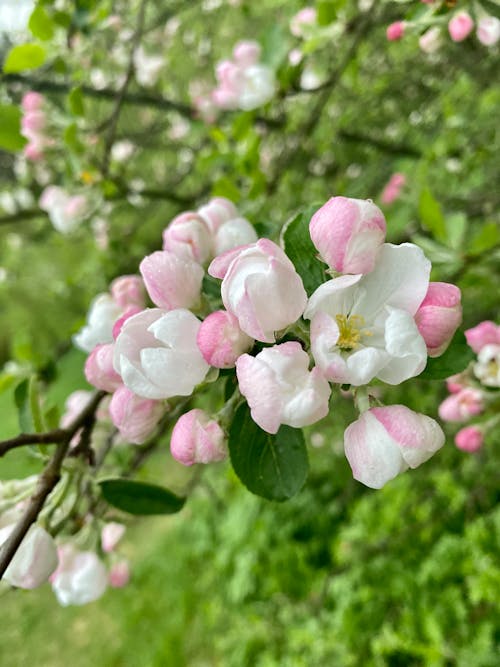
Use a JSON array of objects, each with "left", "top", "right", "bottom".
[
  {"left": 109, "top": 560, "right": 130, "bottom": 588},
  {"left": 386, "top": 22, "right": 405, "bottom": 41},
  {"left": 438, "top": 388, "right": 483, "bottom": 422},
  {"left": 198, "top": 196, "right": 239, "bottom": 233},
  {"left": 0, "top": 524, "right": 58, "bottom": 589},
  {"left": 465, "top": 321, "right": 500, "bottom": 353},
  {"left": 109, "top": 386, "right": 164, "bottom": 443},
  {"left": 197, "top": 310, "right": 254, "bottom": 368},
  {"left": 170, "top": 408, "right": 227, "bottom": 465},
  {"left": 344, "top": 405, "right": 445, "bottom": 489},
  {"left": 209, "top": 238, "right": 308, "bottom": 343},
  {"left": 290, "top": 7, "right": 317, "bottom": 38},
  {"left": 380, "top": 173, "right": 406, "bottom": 205},
  {"left": 477, "top": 17, "right": 500, "bottom": 46},
  {"left": 446, "top": 374, "right": 465, "bottom": 394},
  {"left": 448, "top": 12, "right": 474, "bottom": 42},
  {"left": 233, "top": 40, "right": 261, "bottom": 67},
  {"left": 197, "top": 196, "right": 257, "bottom": 254},
  {"left": 84, "top": 343, "right": 122, "bottom": 392},
  {"left": 110, "top": 275, "right": 145, "bottom": 310},
  {"left": 111, "top": 140, "right": 135, "bottom": 162},
  {"left": 60, "top": 390, "right": 94, "bottom": 428},
  {"left": 414, "top": 282, "right": 462, "bottom": 357},
  {"left": 21, "top": 91, "right": 44, "bottom": 112},
  {"left": 139, "top": 250, "right": 204, "bottom": 311},
  {"left": 51, "top": 545, "right": 108, "bottom": 606},
  {"left": 73, "top": 294, "right": 122, "bottom": 352},
  {"left": 309, "top": 197, "right": 386, "bottom": 275},
  {"left": 238, "top": 65, "right": 276, "bottom": 111},
  {"left": 474, "top": 344, "right": 500, "bottom": 387},
  {"left": 113, "top": 308, "right": 209, "bottom": 399},
  {"left": 133, "top": 46, "right": 164, "bottom": 87},
  {"left": 236, "top": 342, "right": 331, "bottom": 434},
  {"left": 305, "top": 243, "right": 430, "bottom": 386},
  {"left": 419, "top": 27, "right": 442, "bottom": 54},
  {"left": 101, "top": 522, "right": 126, "bottom": 553},
  {"left": 455, "top": 425, "right": 484, "bottom": 453},
  {"left": 162, "top": 211, "right": 213, "bottom": 263},
  {"left": 112, "top": 305, "right": 143, "bottom": 339}
]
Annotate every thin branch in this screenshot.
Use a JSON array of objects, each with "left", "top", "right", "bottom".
[
  {"left": 0, "top": 209, "right": 46, "bottom": 226},
  {"left": 0, "top": 430, "right": 66, "bottom": 456},
  {"left": 101, "top": 0, "right": 149, "bottom": 177},
  {"left": 0, "top": 391, "right": 105, "bottom": 579}
]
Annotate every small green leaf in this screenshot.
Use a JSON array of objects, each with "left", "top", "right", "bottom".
[
  {"left": 445, "top": 212, "right": 467, "bottom": 251},
  {"left": 99, "top": 478, "right": 186, "bottom": 515},
  {"left": 419, "top": 331, "right": 475, "bottom": 381},
  {"left": 0, "top": 104, "right": 27, "bottom": 152},
  {"left": 419, "top": 188, "right": 446, "bottom": 243},
  {"left": 68, "top": 86, "right": 85, "bottom": 116},
  {"left": 468, "top": 222, "right": 500, "bottom": 256},
  {"left": 212, "top": 177, "right": 241, "bottom": 202},
  {"left": 14, "top": 379, "right": 34, "bottom": 433},
  {"left": 281, "top": 205, "right": 327, "bottom": 295},
  {"left": 229, "top": 403, "right": 309, "bottom": 502},
  {"left": 3, "top": 43, "right": 46, "bottom": 73},
  {"left": 317, "top": 0, "right": 339, "bottom": 26},
  {"left": 29, "top": 5, "right": 55, "bottom": 41},
  {"left": 29, "top": 377, "right": 43, "bottom": 433}
]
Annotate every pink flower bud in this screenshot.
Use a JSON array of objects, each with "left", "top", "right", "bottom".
[
  {"left": 101, "top": 522, "right": 125, "bottom": 553},
  {"left": 0, "top": 524, "right": 58, "bottom": 589},
  {"left": 438, "top": 388, "right": 483, "bottom": 422},
  {"left": 448, "top": 12, "right": 474, "bottom": 42},
  {"left": 233, "top": 40, "right": 261, "bottom": 67},
  {"left": 446, "top": 374, "right": 464, "bottom": 394},
  {"left": 139, "top": 250, "right": 204, "bottom": 311},
  {"left": 344, "top": 405, "right": 445, "bottom": 489},
  {"left": 21, "top": 110, "right": 46, "bottom": 133},
  {"left": 290, "top": 7, "right": 317, "bottom": 37},
  {"left": 419, "top": 27, "right": 442, "bottom": 54},
  {"left": 214, "top": 216, "right": 258, "bottom": 255},
  {"left": 162, "top": 211, "right": 213, "bottom": 264},
  {"left": 198, "top": 197, "right": 239, "bottom": 233},
  {"left": 84, "top": 343, "right": 122, "bottom": 392},
  {"left": 63, "top": 195, "right": 88, "bottom": 219},
  {"left": 477, "top": 17, "right": 500, "bottom": 46},
  {"left": 112, "top": 306, "right": 142, "bottom": 340},
  {"left": 170, "top": 409, "right": 226, "bottom": 466},
  {"left": 465, "top": 320, "right": 500, "bottom": 353},
  {"left": 109, "top": 386, "right": 164, "bottom": 443},
  {"left": 455, "top": 425, "right": 483, "bottom": 453},
  {"left": 309, "top": 197, "right": 386, "bottom": 275},
  {"left": 380, "top": 173, "right": 406, "bottom": 204},
  {"left": 414, "top": 282, "right": 462, "bottom": 357},
  {"left": 197, "top": 310, "right": 253, "bottom": 368},
  {"left": 110, "top": 275, "right": 145, "bottom": 309},
  {"left": 109, "top": 560, "right": 130, "bottom": 588},
  {"left": 60, "top": 390, "right": 94, "bottom": 428},
  {"left": 24, "top": 143, "right": 43, "bottom": 161},
  {"left": 209, "top": 239, "right": 307, "bottom": 343},
  {"left": 51, "top": 546, "right": 108, "bottom": 606},
  {"left": 21, "top": 92, "right": 44, "bottom": 112},
  {"left": 236, "top": 342, "right": 331, "bottom": 434},
  {"left": 386, "top": 21, "right": 405, "bottom": 41}
]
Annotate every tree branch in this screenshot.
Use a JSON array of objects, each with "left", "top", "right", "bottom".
[{"left": 0, "top": 390, "right": 105, "bottom": 579}]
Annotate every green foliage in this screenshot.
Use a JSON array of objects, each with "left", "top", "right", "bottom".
[
  {"left": 229, "top": 403, "right": 309, "bottom": 501},
  {"left": 3, "top": 43, "right": 46, "bottom": 73},
  {"left": 13, "top": 377, "right": 43, "bottom": 433},
  {"left": 29, "top": 5, "right": 55, "bottom": 41},
  {"left": 282, "top": 205, "right": 327, "bottom": 295},
  {"left": 0, "top": 104, "right": 26, "bottom": 152},
  {"left": 419, "top": 331, "right": 475, "bottom": 381},
  {"left": 99, "top": 478, "right": 186, "bottom": 515}
]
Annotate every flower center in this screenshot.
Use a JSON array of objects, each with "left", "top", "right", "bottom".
[{"left": 335, "top": 314, "right": 370, "bottom": 351}]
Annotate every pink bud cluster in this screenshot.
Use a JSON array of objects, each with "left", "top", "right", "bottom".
[
  {"left": 386, "top": 9, "right": 499, "bottom": 50},
  {"left": 39, "top": 186, "right": 90, "bottom": 234},
  {"left": 439, "top": 321, "right": 500, "bottom": 453},
  {"left": 20, "top": 92, "right": 53, "bottom": 161}
]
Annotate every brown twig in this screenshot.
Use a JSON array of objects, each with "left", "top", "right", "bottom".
[{"left": 0, "top": 391, "right": 105, "bottom": 579}]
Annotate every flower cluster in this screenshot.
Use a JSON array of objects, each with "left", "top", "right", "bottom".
[
  {"left": 39, "top": 185, "right": 90, "bottom": 234},
  {"left": 439, "top": 321, "right": 500, "bottom": 452},
  {"left": 193, "top": 41, "right": 276, "bottom": 116}
]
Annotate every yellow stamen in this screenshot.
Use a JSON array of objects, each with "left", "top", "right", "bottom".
[{"left": 335, "top": 314, "right": 371, "bottom": 351}]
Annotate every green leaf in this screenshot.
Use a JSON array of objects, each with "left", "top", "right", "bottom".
[
  {"left": 99, "top": 478, "right": 186, "bottom": 515},
  {"left": 260, "top": 23, "right": 290, "bottom": 69},
  {"left": 3, "top": 44, "right": 46, "bottom": 73},
  {"left": 212, "top": 177, "right": 241, "bottom": 203},
  {"left": 418, "top": 188, "right": 446, "bottom": 243},
  {"left": 29, "top": 5, "right": 55, "bottom": 41},
  {"left": 14, "top": 379, "right": 34, "bottom": 433},
  {"left": 445, "top": 212, "right": 467, "bottom": 251},
  {"left": 229, "top": 403, "right": 309, "bottom": 502},
  {"left": 68, "top": 86, "right": 85, "bottom": 116},
  {"left": 419, "top": 331, "right": 475, "bottom": 381},
  {"left": 0, "top": 104, "right": 27, "bottom": 152},
  {"left": 281, "top": 205, "right": 327, "bottom": 295},
  {"left": 317, "top": 0, "right": 339, "bottom": 26},
  {"left": 468, "top": 222, "right": 500, "bottom": 256},
  {"left": 63, "top": 122, "right": 84, "bottom": 153}
]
